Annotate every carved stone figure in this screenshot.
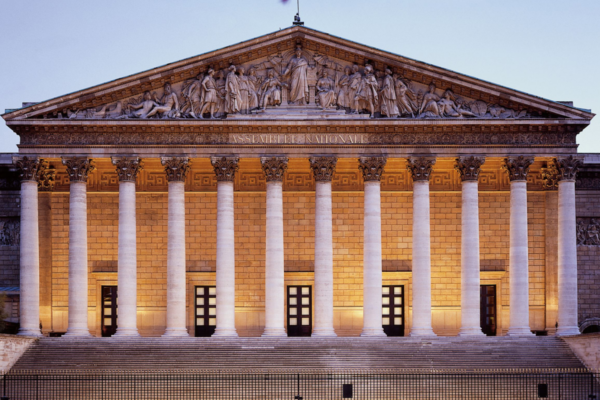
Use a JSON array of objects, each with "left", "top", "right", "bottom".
[
  {"left": 225, "top": 65, "right": 242, "bottom": 114},
  {"left": 146, "top": 83, "right": 180, "bottom": 119},
  {"left": 489, "top": 104, "right": 527, "bottom": 119},
  {"left": 542, "top": 161, "right": 560, "bottom": 190},
  {"left": 437, "top": 90, "right": 477, "bottom": 118},
  {"left": 336, "top": 66, "right": 352, "bottom": 108},
  {"left": 394, "top": 75, "right": 417, "bottom": 118},
  {"left": 181, "top": 74, "right": 204, "bottom": 118},
  {"left": 353, "top": 64, "right": 378, "bottom": 117},
  {"left": 0, "top": 218, "right": 20, "bottom": 246},
  {"left": 246, "top": 68, "right": 261, "bottom": 110},
  {"left": 215, "top": 70, "right": 228, "bottom": 118},
  {"left": 236, "top": 67, "right": 252, "bottom": 114},
  {"left": 316, "top": 70, "right": 336, "bottom": 110},
  {"left": 259, "top": 70, "right": 287, "bottom": 109},
  {"left": 419, "top": 83, "right": 442, "bottom": 117},
  {"left": 125, "top": 92, "right": 158, "bottom": 119},
  {"left": 283, "top": 45, "right": 310, "bottom": 105},
  {"left": 347, "top": 64, "right": 362, "bottom": 110},
  {"left": 588, "top": 219, "right": 600, "bottom": 245},
  {"left": 199, "top": 69, "right": 219, "bottom": 119},
  {"left": 380, "top": 68, "right": 399, "bottom": 118},
  {"left": 577, "top": 220, "right": 587, "bottom": 245}
]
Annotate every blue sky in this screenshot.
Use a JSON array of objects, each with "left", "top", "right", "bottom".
[{"left": 1, "top": 0, "right": 598, "bottom": 152}]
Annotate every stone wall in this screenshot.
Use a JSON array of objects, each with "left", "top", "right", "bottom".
[
  {"left": 562, "top": 333, "right": 600, "bottom": 371},
  {"left": 576, "top": 191, "right": 600, "bottom": 328},
  {"left": 0, "top": 191, "right": 20, "bottom": 287},
  {"left": 0, "top": 334, "right": 37, "bottom": 372}
]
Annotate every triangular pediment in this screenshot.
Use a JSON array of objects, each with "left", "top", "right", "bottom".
[{"left": 2, "top": 26, "right": 594, "bottom": 123}]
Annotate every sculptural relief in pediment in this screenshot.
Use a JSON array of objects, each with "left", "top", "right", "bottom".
[{"left": 39, "top": 44, "right": 536, "bottom": 121}]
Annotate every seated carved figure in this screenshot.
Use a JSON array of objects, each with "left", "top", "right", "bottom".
[
  {"left": 316, "top": 70, "right": 336, "bottom": 110},
  {"left": 437, "top": 90, "right": 476, "bottom": 118},
  {"left": 123, "top": 91, "right": 158, "bottom": 119},
  {"left": 418, "top": 83, "right": 442, "bottom": 117},
  {"left": 259, "top": 70, "right": 288, "bottom": 109},
  {"left": 146, "top": 83, "right": 180, "bottom": 119}
]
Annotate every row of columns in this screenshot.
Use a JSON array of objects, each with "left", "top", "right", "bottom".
[{"left": 14, "top": 154, "right": 582, "bottom": 338}]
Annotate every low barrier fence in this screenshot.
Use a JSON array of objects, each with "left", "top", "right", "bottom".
[{"left": 1, "top": 369, "right": 598, "bottom": 400}]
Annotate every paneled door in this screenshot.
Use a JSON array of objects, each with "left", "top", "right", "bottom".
[
  {"left": 480, "top": 285, "right": 497, "bottom": 336},
  {"left": 195, "top": 286, "right": 217, "bottom": 337},
  {"left": 287, "top": 286, "right": 312, "bottom": 337},
  {"left": 382, "top": 285, "right": 405, "bottom": 336},
  {"left": 101, "top": 286, "right": 118, "bottom": 337}
]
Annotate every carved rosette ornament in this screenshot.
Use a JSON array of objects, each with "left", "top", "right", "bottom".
[
  {"left": 455, "top": 156, "right": 485, "bottom": 182},
  {"left": 541, "top": 160, "right": 560, "bottom": 190},
  {"left": 161, "top": 157, "right": 191, "bottom": 182},
  {"left": 38, "top": 167, "right": 56, "bottom": 192},
  {"left": 211, "top": 156, "right": 239, "bottom": 182},
  {"left": 502, "top": 156, "right": 533, "bottom": 182},
  {"left": 13, "top": 156, "right": 42, "bottom": 182},
  {"left": 61, "top": 157, "right": 95, "bottom": 183},
  {"left": 112, "top": 157, "right": 144, "bottom": 182},
  {"left": 556, "top": 155, "right": 581, "bottom": 182},
  {"left": 309, "top": 157, "right": 337, "bottom": 182},
  {"left": 260, "top": 157, "right": 288, "bottom": 182},
  {"left": 407, "top": 157, "right": 436, "bottom": 182},
  {"left": 358, "top": 157, "right": 387, "bottom": 182}
]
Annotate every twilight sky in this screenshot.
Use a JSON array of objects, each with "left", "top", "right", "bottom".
[{"left": 0, "top": 0, "right": 598, "bottom": 153}]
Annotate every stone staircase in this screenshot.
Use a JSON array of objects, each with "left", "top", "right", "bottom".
[{"left": 12, "top": 336, "right": 585, "bottom": 371}]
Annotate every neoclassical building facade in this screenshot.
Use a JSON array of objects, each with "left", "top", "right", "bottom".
[{"left": 1, "top": 26, "right": 597, "bottom": 338}]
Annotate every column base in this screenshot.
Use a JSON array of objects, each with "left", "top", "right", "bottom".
[
  {"left": 113, "top": 328, "right": 141, "bottom": 338},
  {"left": 311, "top": 327, "right": 337, "bottom": 337},
  {"left": 409, "top": 327, "right": 437, "bottom": 337},
  {"left": 507, "top": 327, "right": 535, "bottom": 337},
  {"left": 360, "top": 328, "right": 387, "bottom": 337},
  {"left": 162, "top": 328, "right": 190, "bottom": 338},
  {"left": 458, "top": 327, "right": 485, "bottom": 336},
  {"left": 261, "top": 328, "right": 287, "bottom": 337},
  {"left": 212, "top": 327, "right": 238, "bottom": 337},
  {"left": 17, "top": 328, "right": 43, "bottom": 337},
  {"left": 63, "top": 328, "right": 92, "bottom": 338},
  {"left": 556, "top": 326, "right": 580, "bottom": 336}
]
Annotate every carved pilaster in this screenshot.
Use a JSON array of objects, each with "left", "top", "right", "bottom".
[
  {"left": 407, "top": 157, "right": 436, "bottom": 182},
  {"left": 309, "top": 156, "right": 337, "bottom": 182},
  {"left": 260, "top": 157, "right": 288, "bottom": 182},
  {"left": 62, "top": 157, "right": 95, "bottom": 183},
  {"left": 541, "top": 160, "right": 560, "bottom": 190},
  {"left": 38, "top": 167, "right": 56, "bottom": 191},
  {"left": 455, "top": 156, "right": 485, "bottom": 182},
  {"left": 161, "top": 157, "right": 191, "bottom": 182},
  {"left": 112, "top": 157, "right": 144, "bottom": 182},
  {"left": 557, "top": 155, "right": 581, "bottom": 182},
  {"left": 358, "top": 157, "right": 387, "bottom": 182},
  {"left": 13, "top": 156, "right": 42, "bottom": 182},
  {"left": 211, "top": 156, "right": 239, "bottom": 182},
  {"left": 502, "top": 156, "right": 533, "bottom": 182}
]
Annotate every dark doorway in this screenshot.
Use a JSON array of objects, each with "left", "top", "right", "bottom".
[
  {"left": 582, "top": 324, "right": 600, "bottom": 334},
  {"left": 382, "top": 285, "right": 405, "bottom": 336},
  {"left": 195, "top": 286, "right": 216, "bottom": 337},
  {"left": 287, "top": 286, "right": 312, "bottom": 336},
  {"left": 101, "top": 286, "right": 118, "bottom": 337},
  {"left": 480, "top": 285, "right": 497, "bottom": 336}
]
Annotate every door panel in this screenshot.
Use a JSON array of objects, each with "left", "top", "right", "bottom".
[
  {"left": 480, "top": 285, "right": 497, "bottom": 336},
  {"left": 101, "top": 286, "right": 118, "bottom": 337},
  {"left": 382, "top": 285, "right": 405, "bottom": 336},
  {"left": 287, "top": 286, "right": 312, "bottom": 337},
  {"left": 195, "top": 286, "right": 216, "bottom": 337}
]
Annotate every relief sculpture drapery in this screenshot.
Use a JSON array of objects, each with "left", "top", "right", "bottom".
[
  {"left": 47, "top": 42, "right": 534, "bottom": 121},
  {"left": 577, "top": 218, "right": 600, "bottom": 246}
]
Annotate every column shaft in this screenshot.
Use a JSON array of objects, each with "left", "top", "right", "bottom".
[
  {"left": 18, "top": 180, "right": 42, "bottom": 336},
  {"left": 556, "top": 180, "right": 579, "bottom": 335},
  {"left": 64, "top": 182, "right": 91, "bottom": 337},
  {"left": 361, "top": 181, "right": 385, "bottom": 336}
]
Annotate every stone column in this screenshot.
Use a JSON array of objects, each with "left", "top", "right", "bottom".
[
  {"left": 62, "top": 157, "right": 95, "bottom": 337},
  {"left": 14, "top": 157, "right": 45, "bottom": 336},
  {"left": 309, "top": 157, "right": 337, "bottom": 337},
  {"left": 112, "top": 157, "right": 143, "bottom": 337},
  {"left": 211, "top": 156, "right": 239, "bottom": 337},
  {"left": 456, "top": 156, "right": 486, "bottom": 336},
  {"left": 542, "top": 161, "right": 560, "bottom": 335},
  {"left": 161, "top": 157, "right": 191, "bottom": 337},
  {"left": 556, "top": 156, "right": 581, "bottom": 336},
  {"left": 503, "top": 156, "right": 535, "bottom": 336},
  {"left": 359, "top": 157, "right": 387, "bottom": 337},
  {"left": 260, "top": 157, "right": 288, "bottom": 337},
  {"left": 407, "top": 157, "right": 436, "bottom": 337}
]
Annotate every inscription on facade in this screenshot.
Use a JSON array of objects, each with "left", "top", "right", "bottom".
[{"left": 230, "top": 133, "right": 370, "bottom": 145}]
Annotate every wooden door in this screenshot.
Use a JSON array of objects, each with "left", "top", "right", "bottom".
[
  {"left": 195, "top": 286, "right": 217, "bottom": 337},
  {"left": 101, "top": 286, "right": 118, "bottom": 337},
  {"left": 287, "top": 286, "right": 312, "bottom": 336},
  {"left": 382, "top": 285, "right": 405, "bottom": 336},
  {"left": 480, "top": 285, "right": 497, "bottom": 336}
]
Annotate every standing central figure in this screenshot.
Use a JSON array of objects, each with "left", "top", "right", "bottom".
[{"left": 282, "top": 45, "right": 310, "bottom": 105}]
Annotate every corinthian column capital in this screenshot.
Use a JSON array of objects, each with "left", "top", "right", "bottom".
[
  {"left": 211, "top": 156, "right": 239, "bottom": 182},
  {"left": 62, "top": 157, "right": 95, "bottom": 183},
  {"left": 161, "top": 157, "right": 191, "bottom": 182},
  {"left": 309, "top": 156, "right": 337, "bottom": 182},
  {"left": 407, "top": 157, "right": 436, "bottom": 182},
  {"left": 261, "top": 157, "right": 288, "bottom": 182},
  {"left": 556, "top": 155, "right": 581, "bottom": 182},
  {"left": 13, "top": 156, "right": 43, "bottom": 182},
  {"left": 455, "top": 156, "right": 485, "bottom": 182},
  {"left": 112, "top": 157, "right": 144, "bottom": 182},
  {"left": 502, "top": 156, "right": 533, "bottom": 182},
  {"left": 358, "top": 157, "right": 387, "bottom": 182}
]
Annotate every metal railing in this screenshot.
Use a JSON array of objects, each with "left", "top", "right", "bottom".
[{"left": 1, "top": 369, "right": 598, "bottom": 400}]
